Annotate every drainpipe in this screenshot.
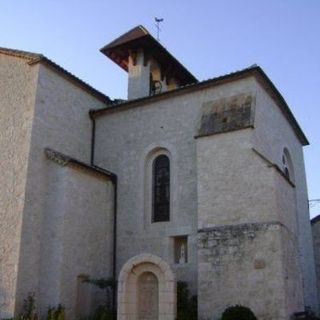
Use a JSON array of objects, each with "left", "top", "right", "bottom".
[
  {"left": 89, "top": 110, "right": 118, "bottom": 316},
  {"left": 90, "top": 114, "right": 96, "bottom": 166},
  {"left": 111, "top": 175, "right": 118, "bottom": 316}
]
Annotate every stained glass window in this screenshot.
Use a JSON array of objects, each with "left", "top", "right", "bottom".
[{"left": 152, "top": 155, "right": 170, "bottom": 222}]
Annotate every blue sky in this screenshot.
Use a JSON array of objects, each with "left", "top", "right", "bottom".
[{"left": 1, "top": 0, "right": 319, "bottom": 216}]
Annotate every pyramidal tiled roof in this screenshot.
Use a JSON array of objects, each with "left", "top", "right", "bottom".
[{"left": 100, "top": 25, "right": 198, "bottom": 86}]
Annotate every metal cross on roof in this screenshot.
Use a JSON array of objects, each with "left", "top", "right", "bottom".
[{"left": 155, "top": 17, "right": 164, "bottom": 41}]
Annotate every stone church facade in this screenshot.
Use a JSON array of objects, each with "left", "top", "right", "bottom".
[{"left": 0, "top": 26, "right": 318, "bottom": 319}]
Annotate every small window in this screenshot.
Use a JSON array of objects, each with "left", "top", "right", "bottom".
[
  {"left": 174, "top": 236, "right": 188, "bottom": 264},
  {"left": 282, "top": 148, "right": 294, "bottom": 182},
  {"left": 152, "top": 155, "right": 170, "bottom": 222},
  {"left": 282, "top": 154, "right": 290, "bottom": 179}
]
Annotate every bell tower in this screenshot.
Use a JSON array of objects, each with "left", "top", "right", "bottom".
[{"left": 100, "top": 25, "right": 197, "bottom": 100}]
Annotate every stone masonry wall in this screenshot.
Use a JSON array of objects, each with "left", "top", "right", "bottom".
[
  {"left": 0, "top": 55, "right": 39, "bottom": 318},
  {"left": 198, "top": 222, "right": 288, "bottom": 320},
  {"left": 14, "top": 63, "right": 110, "bottom": 315},
  {"left": 37, "top": 160, "right": 114, "bottom": 319},
  {"left": 197, "top": 93, "right": 254, "bottom": 137},
  {"left": 254, "top": 82, "right": 318, "bottom": 311},
  {"left": 94, "top": 78, "right": 257, "bottom": 293},
  {"left": 196, "top": 129, "right": 278, "bottom": 229},
  {"left": 196, "top": 95, "right": 305, "bottom": 318}
]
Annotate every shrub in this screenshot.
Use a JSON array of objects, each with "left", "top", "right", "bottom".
[
  {"left": 46, "top": 304, "right": 65, "bottom": 320},
  {"left": 221, "top": 305, "right": 257, "bottom": 320},
  {"left": 84, "top": 277, "right": 116, "bottom": 320},
  {"left": 91, "top": 305, "right": 114, "bottom": 320},
  {"left": 19, "top": 293, "right": 38, "bottom": 320},
  {"left": 176, "top": 281, "right": 197, "bottom": 320},
  {"left": 304, "top": 308, "right": 320, "bottom": 320}
]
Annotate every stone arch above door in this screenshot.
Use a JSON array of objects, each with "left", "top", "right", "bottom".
[{"left": 117, "top": 254, "right": 176, "bottom": 320}]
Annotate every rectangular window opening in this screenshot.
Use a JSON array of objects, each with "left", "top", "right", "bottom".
[{"left": 174, "top": 236, "right": 188, "bottom": 264}]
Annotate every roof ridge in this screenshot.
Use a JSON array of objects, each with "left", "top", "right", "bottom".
[
  {"left": 137, "top": 25, "right": 149, "bottom": 35},
  {"left": 90, "top": 64, "right": 309, "bottom": 146},
  {"left": 100, "top": 25, "right": 149, "bottom": 52},
  {"left": 197, "top": 64, "right": 258, "bottom": 85},
  {"left": 91, "top": 64, "right": 258, "bottom": 113},
  {"left": 311, "top": 214, "right": 320, "bottom": 224},
  {"left": 0, "top": 46, "right": 112, "bottom": 104},
  {"left": 100, "top": 64, "right": 258, "bottom": 107},
  {"left": 0, "top": 47, "right": 43, "bottom": 61}
]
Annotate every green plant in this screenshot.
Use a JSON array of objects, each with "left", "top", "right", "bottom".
[
  {"left": 303, "top": 307, "right": 320, "bottom": 320},
  {"left": 84, "top": 278, "right": 116, "bottom": 290},
  {"left": 19, "top": 293, "right": 38, "bottom": 320},
  {"left": 84, "top": 277, "right": 116, "bottom": 320},
  {"left": 46, "top": 304, "right": 65, "bottom": 320},
  {"left": 221, "top": 305, "right": 257, "bottom": 320},
  {"left": 176, "top": 281, "right": 197, "bottom": 320},
  {"left": 91, "top": 305, "right": 113, "bottom": 320},
  {"left": 306, "top": 314, "right": 320, "bottom": 320}
]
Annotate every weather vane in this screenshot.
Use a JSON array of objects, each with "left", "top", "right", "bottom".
[{"left": 155, "top": 17, "right": 164, "bottom": 41}]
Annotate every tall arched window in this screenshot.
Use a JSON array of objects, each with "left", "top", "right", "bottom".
[{"left": 152, "top": 155, "right": 170, "bottom": 222}]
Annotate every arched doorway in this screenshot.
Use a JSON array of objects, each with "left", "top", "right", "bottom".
[
  {"left": 117, "top": 254, "right": 176, "bottom": 320},
  {"left": 138, "top": 272, "right": 158, "bottom": 320}
]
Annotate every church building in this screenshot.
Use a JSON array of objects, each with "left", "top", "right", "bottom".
[{"left": 0, "top": 25, "right": 318, "bottom": 320}]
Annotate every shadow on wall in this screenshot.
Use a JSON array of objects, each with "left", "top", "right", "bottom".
[{"left": 0, "top": 286, "right": 12, "bottom": 319}]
